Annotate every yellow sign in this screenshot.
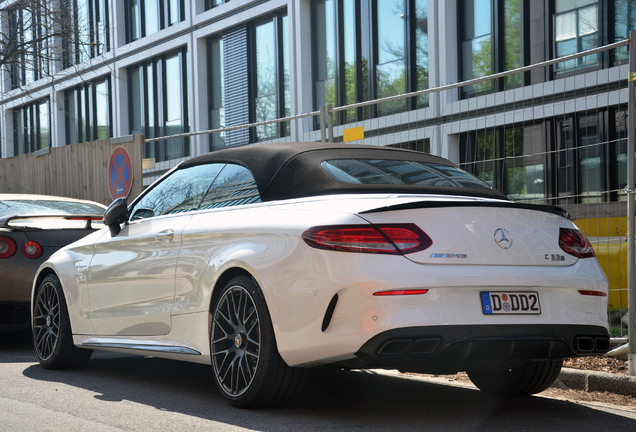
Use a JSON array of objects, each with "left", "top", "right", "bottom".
[
  {"left": 142, "top": 158, "right": 156, "bottom": 170},
  {"left": 343, "top": 126, "right": 364, "bottom": 142}
]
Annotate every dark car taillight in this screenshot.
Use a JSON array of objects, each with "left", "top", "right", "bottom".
[
  {"left": 559, "top": 228, "right": 595, "bottom": 258},
  {"left": 302, "top": 224, "right": 432, "bottom": 255},
  {"left": 0, "top": 236, "right": 17, "bottom": 259},
  {"left": 22, "top": 241, "right": 44, "bottom": 259}
]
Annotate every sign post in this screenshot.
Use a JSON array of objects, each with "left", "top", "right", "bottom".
[{"left": 628, "top": 31, "right": 636, "bottom": 376}]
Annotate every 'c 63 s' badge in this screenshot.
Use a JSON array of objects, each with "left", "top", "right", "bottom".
[{"left": 494, "top": 228, "right": 513, "bottom": 249}]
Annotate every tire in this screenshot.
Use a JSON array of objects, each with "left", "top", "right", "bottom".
[
  {"left": 210, "top": 275, "right": 305, "bottom": 408},
  {"left": 32, "top": 274, "right": 92, "bottom": 369},
  {"left": 467, "top": 360, "right": 563, "bottom": 396}
]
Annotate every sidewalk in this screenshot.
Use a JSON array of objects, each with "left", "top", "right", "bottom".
[{"left": 557, "top": 367, "right": 636, "bottom": 396}]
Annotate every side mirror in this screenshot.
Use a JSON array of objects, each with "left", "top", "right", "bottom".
[{"left": 103, "top": 197, "right": 128, "bottom": 237}]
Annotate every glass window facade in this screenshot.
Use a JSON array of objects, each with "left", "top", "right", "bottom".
[
  {"left": 62, "top": 0, "right": 110, "bottom": 68},
  {"left": 460, "top": 0, "right": 523, "bottom": 96},
  {"left": 612, "top": 0, "right": 636, "bottom": 63},
  {"left": 254, "top": 17, "right": 289, "bottom": 140},
  {"left": 125, "top": 0, "right": 186, "bottom": 43},
  {"left": 13, "top": 100, "right": 50, "bottom": 156},
  {"left": 461, "top": 126, "right": 548, "bottom": 202},
  {"left": 313, "top": 0, "right": 429, "bottom": 120},
  {"left": 7, "top": 5, "right": 49, "bottom": 89},
  {"left": 554, "top": 0, "right": 599, "bottom": 73},
  {"left": 64, "top": 78, "right": 112, "bottom": 145},
  {"left": 128, "top": 49, "right": 190, "bottom": 162},
  {"left": 205, "top": 0, "right": 231, "bottom": 10},
  {"left": 206, "top": 11, "right": 289, "bottom": 150},
  {"left": 461, "top": 0, "right": 493, "bottom": 94},
  {"left": 459, "top": 107, "right": 632, "bottom": 205},
  {"left": 554, "top": 113, "right": 605, "bottom": 203}
]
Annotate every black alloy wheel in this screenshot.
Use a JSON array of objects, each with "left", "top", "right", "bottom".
[
  {"left": 212, "top": 282, "right": 261, "bottom": 398},
  {"left": 210, "top": 275, "right": 305, "bottom": 407},
  {"left": 32, "top": 274, "right": 92, "bottom": 369}
]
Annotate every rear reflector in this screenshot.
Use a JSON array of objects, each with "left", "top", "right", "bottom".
[
  {"left": 373, "top": 289, "right": 429, "bottom": 296},
  {"left": 0, "top": 236, "right": 17, "bottom": 259},
  {"left": 578, "top": 290, "right": 607, "bottom": 297},
  {"left": 302, "top": 224, "right": 432, "bottom": 255},
  {"left": 559, "top": 228, "right": 595, "bottom": 258},
  {"left": 22, "top": 241, "right": 43, "bottom": 259}
]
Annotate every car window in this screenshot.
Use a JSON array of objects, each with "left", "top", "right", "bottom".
[
  {"left": 199, "top": 164, "right": 261, "bottom": 209},
  {"left": 129, "top": 163, "right": 225, "bottom": 220},
  {"left": 321, "top": 159, "right": 492, "bottom": 189},
  {"left": 0, "top": 199, "right": 104, "bottom": 217}
]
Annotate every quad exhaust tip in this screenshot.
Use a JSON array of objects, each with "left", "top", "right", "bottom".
[{"left": 574, "top": 336, "right": 610, "bottom": 354}]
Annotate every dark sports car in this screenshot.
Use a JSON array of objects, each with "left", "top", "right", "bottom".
[{"left": 0, "top": 194, "right": 105, "bottom": 332}]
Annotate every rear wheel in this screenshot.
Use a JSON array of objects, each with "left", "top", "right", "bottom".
[
  {"left": 32, "top": 274, "right": 92, "bottom": 369},
  {"left": 210, "top": 275, "right": 305, "bottom": 408},
  {"left": 467, "top": 360, "right": 562, "bottom": 396}
]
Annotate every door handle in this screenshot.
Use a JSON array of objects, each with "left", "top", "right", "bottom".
[{"left": 156, "top": 229, "right": 175, "bottom": 243}]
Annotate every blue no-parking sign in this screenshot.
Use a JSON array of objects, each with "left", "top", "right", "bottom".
[{"left": 108, "top": 146, "right": 133, "bottom": 200}]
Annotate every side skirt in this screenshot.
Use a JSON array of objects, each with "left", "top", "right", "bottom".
[{"left": 81, "top": 337, "right": 201, "bottom": 355}]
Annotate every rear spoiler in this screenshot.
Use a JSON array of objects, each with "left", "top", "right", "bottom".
[
  {"left": 0, "top": 214, "right": 103, "bottom": 230},
  {"left": 359, "top": 200, "right": 570, "bottom": 219}
]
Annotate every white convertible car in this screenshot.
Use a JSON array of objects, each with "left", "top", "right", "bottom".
[{"left": 32, "top": 142, "right": 610, "bottom": 407}]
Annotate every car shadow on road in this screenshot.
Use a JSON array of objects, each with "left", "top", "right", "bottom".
[
  {"left": 0, "top": 330, "right": 35, "bottom": 363},
  {"left": 19, "top": 350, "right": 636, "bottom": 431}
]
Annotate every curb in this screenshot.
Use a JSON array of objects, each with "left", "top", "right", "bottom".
[{"left": 556, "top": 367, "right": 636, "bottom": 396}]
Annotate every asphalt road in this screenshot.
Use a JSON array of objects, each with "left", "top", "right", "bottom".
[{"left": 1, "top": 331, "right": 635, "bottom": 432}]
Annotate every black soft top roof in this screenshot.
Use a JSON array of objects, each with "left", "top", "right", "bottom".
[{"left": 179, "top": 142, "right": 507, "bottom": 202}]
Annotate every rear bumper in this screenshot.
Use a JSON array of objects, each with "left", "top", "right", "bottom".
[{"left": 344, "top": 324, "right": 610, "bottom": 374}]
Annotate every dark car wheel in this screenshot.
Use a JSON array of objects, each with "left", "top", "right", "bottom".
[
  {"left": 467, "top": 359, "right": 563, "bottom": 396},
  {"left": 210, "top": 275, "right": 305, "bottom": 408},
  {"left": 32, "top": 274, "right": 92, "bottom": 369}
]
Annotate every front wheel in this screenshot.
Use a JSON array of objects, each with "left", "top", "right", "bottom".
[
  {"left": 32, "top": 274, "right": 92, "bottom": 369},
  {"left": 210, "top": 275, "right": 305, "bottom": 408},
  {"left": 467, "top": 360, "right": 562, "bottom": 396}
]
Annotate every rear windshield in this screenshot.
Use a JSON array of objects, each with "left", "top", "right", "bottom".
[
  {"left": 0, "top": 199, "right": 105, "bottom": 217},
  {"left": 321, "top": 159, "right": 492, "bottom": 190}
]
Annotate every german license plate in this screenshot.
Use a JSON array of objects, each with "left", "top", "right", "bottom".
[{"left": 480, "top": 291, "right": 541, "bottom": 315}]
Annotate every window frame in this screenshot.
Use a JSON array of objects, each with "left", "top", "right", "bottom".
[
  {"left": 551, "top": 0, "right": 601, "bottom": 75},
  {"left": 311, "top": 0, "right": 429, "bottom": 122},
  {"left": 551, "top": 111, "right": 608, "bottom": 205},
  {"left": 8, "top": 5, "right": 50, "bottom": 89},
  {"left": 125, "top": 0, "right": 186, "bottom": 44},
  {"left": 250, "top": 13, "right": 289, "bottom": 141},
  {"left": 206, "top": 9, "right": 289, "bottom": 151},
  {"left": 64, "top": 77, "right": 113, "bottom": 145},
  {"left": 128, "top": 48, "right": 190, "bottom": 162},
  {"left": 460, "top": 124, "right": 549, "bottom": 201},
  {"left": 62, "top": 0, "right": 110, "bottom": 68},
  {"left": 458, "top": 0, "right": 528, "bottom": 97},
  {"left": 13, "top": 99, "right": 51, "bottom": 156}
]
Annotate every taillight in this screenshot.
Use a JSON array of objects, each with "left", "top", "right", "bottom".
[
  {"left": 578, "top": 290, "right": 607, "bottom": 297},
  {"left": 302, "top": 224, "right": 432, "bottom": 255},
  {"left": 559, "top": 228, "right": 595, "bottom": 258},
  {"left": 0, "top": 236, "right": 17, "bottom": 259},
  {"left": 373, "top": 289, "right": 429, "bottom": 296},
  {"left": 22, "top": 241, "right": 43, "bottom": 259}
]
